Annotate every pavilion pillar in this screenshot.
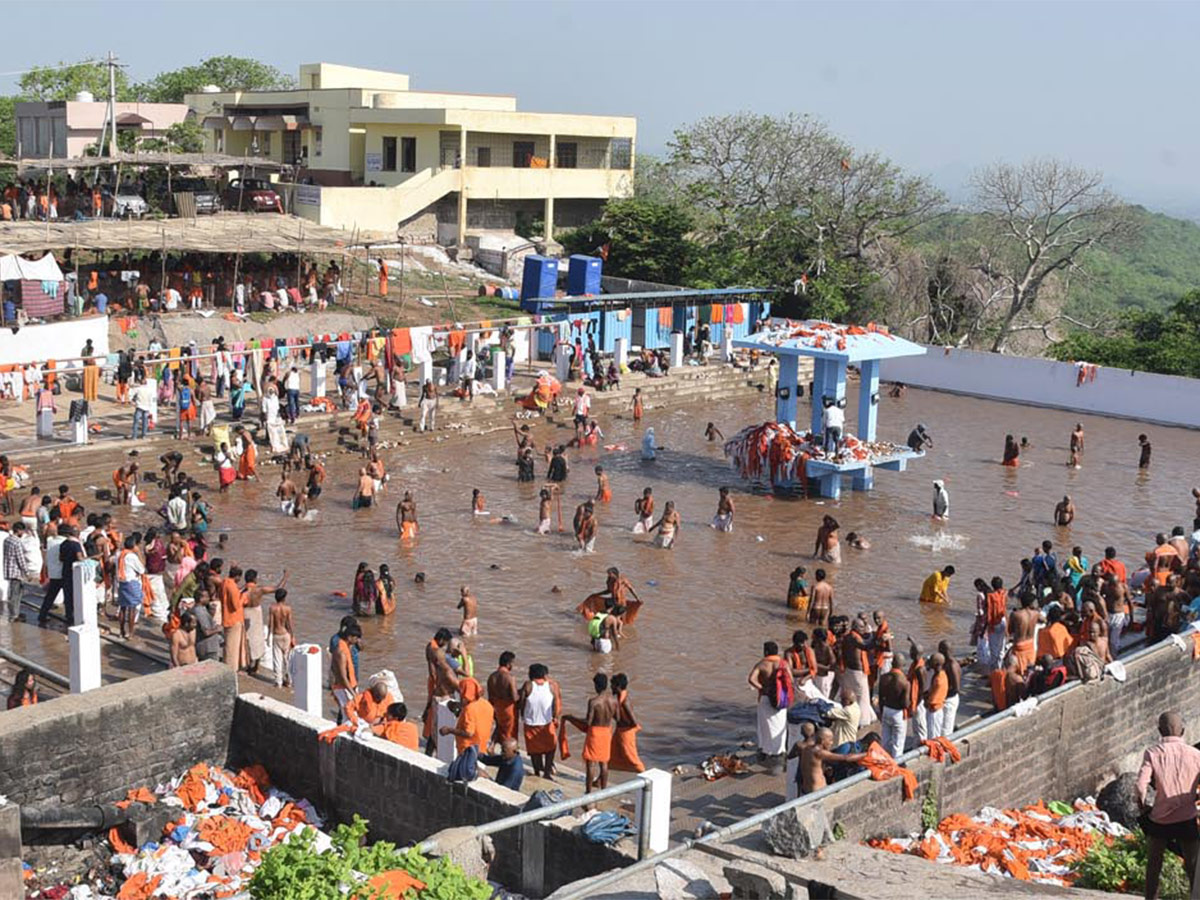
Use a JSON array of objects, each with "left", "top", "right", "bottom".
[
  {"left": 776, "top": 354, "right": 799, "bottom": 428},
  {"left": 857, "top": 358, "right": 880, "bottom": 443},
  {"left": 809, "top": 359, "right": 828, "bottom": 435}
]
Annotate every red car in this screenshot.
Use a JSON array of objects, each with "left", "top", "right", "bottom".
[{"left": 224, "top": 178, "right": 282, "bottom": 213}]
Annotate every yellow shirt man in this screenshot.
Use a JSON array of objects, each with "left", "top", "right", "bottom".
[{"left": 919, "top": 567, "right": 954, "bottom": 604}]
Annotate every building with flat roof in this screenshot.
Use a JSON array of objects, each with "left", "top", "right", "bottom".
[
  {"left": 15, "top": 98, "right": 188, "bottom": 159},
  {"left": 185, "top": 63, "right": 636, "bottom": 244}
]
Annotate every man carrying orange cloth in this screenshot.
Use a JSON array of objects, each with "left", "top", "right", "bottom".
[
  {"left": 562, "top": 673, "right": 618, "bottom": 793},
  {"left": 518, "top": 663, "right": 561, "bottom": 779},
  {"left": 1008, "top": 593, "right": 1039, "bottom": 674},
  {"left": 440, "top": 677, "right": 494, "bottom": 757},
  {"left": 373, "top": 702, "right": 420, "bottom": 751},
  {"left": 486, "top": 651, "right": 519, "bottom": 747},
  {"left": 351, "top": 680, "right": 394, "bottom": 727},
  {"left": 236, "top": 426, "right": 257, "bottom": 480}
]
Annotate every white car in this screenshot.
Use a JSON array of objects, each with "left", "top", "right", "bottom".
[{"left": 103, "top": 185, "right": 149, "bottom": 219}]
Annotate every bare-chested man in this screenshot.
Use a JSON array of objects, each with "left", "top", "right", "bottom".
[
  {"left": 458, "top": 585, "right": 479, "bottom": 636},
  {"left": 242, "top": 568, "right": 288, "bottom": 676},
  {"left": 575, "top": 500, "right": 597, "bottom": 553},
  {"left": 1070, "top": 423, "right": 1085, "bottom": 456},
  {"left": 562, "top": 672, "right": 618, "bottom": 793},
  {"left": 170, "top": 611, "right": 198, "bottom": 667},
  {"left": 877, "top": 661, "right": 909, "bottom": 759},
  {"left": 353, "top": 468, "right": 375, "bottom": 510},
  {"left": 268, "top": 588, "right": 295, "bottom": 688},
  {"left": 748, "top": 642, "right": 787, "bottom": 758},
  {"left": 305, "top": 455, "right": 325, "bottom": 499},
  {"left": 814, "top": 515, "right": 841, "bottom": 563},
  {"left": 633, "top": 487, "right": 654, "bottom": 534},
  {"left": 1008, "top": 594, "right": 1039, "bottom": 674},
  {"left": 711, "top": 486, "right": 735, "bottom": 533},
  {"left": 937, "top": 639, "right": 962, "bottom": 736},
  {"left": 808, "top": 569, "right": 834, "bottom": 629},
  {"left": 1103, "top": 572, "right": 1130, "bottom": 652},
  {"left": 648, "top": 500, "right": 681, "bottom": 550},
  {"left": 794, "top": 727, "right": 866, "bottom": 794},
  {"left": 396, "top": 491, "right": 418, "bottom": 539},
  {"left": 277, "top": 470, "right": 298, "bottom": 515},
  {"left": 811, "top": 628, "right": 837, "bottom": 698},
  {"left": 487, "top": 651, "right": 519, "bottom": 749},
  {"left": 1054, "top": 495, "right": 1075, "bottom": 527},
  {"left": 424, "top": 628, "right": 459, "bottom": 755}
]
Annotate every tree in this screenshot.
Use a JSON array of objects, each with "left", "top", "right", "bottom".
[
  {"left": 140, "top": 120, "right": 206, "bottom": 153},
  {"left": 19, "top": 60, "right": 135, "bottom": 101},
  {"left": 137, "top": 56, "right": 294, "bottom": 102},
  {"left": 559, "top": 197, "right": 695, "bottom": 286},
  {"left": 969, "top": 159, "right": 1137, "bottom": 352}
]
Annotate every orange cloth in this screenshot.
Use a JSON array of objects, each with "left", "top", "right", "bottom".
[
  {"left": 455, "top": 697, "right": 495, "bottom": 755},
  {"left": 926, "top": 671, "right": 949, "bottom": 711},
  {"left": 115, "top": 786, "right": 157, "bottom": 810},
  {"left": 583, "top": 724, "right": 614, "bottom": 763},
  {"left": 906, "top": 660, "right": 925, "bottom": 717},
  {"left": 1011, "top": 638, "right": 1035, "bottom": 674},
  {"left": 235, "top": 764, "right": 271, "bottom": 803},
  {"left": 318, "top": 723, "right": 355, "bottom": 743},
  {"left": 860, "top": 742, "right": 918, "bottom": 801},
  {"left": 493, "top": 699, "right": 518, "bottom": 741},
  {"left": 365, "top": 870, "right": 426, "bottom": 897},
  {"left": 985, "top": 591, "right": 1007, "bottom": 629},
  {"left": 173, "top": 763, "right": 210, "bottom": 811},
  {"left": 610, "top": 724, "right": 646, "bottom": 773},
  {"left": 1036, "top": 622, "right": 1071, "bottom": 660},
  {"left": 401, "top": 520, "right": 417, "bottom": 540},
  {"left": 109, "top": 826, "right": 136, "bottom": 855},
  {"left": 197, "top": 816, "right": 254, "bottom": 854},
  {"left": 524, "top": 722, "right": 556, "bottom": 754},
  {"left": 390, "top": 327, "right": 412, "bottom": 357},
  {"left": 238, "top": 441, "right": 257, "bottom": 479},
  {"left": 990, "top": 669, "right": 1009, "bottom": 711},
  {"left": 220, "top": 576, "right": 243, "bottom": 626},
  {"left": 1191, "top": 633, "right": 1200, "bottom": 661},
  {"left": 117, "top": 872, "right": 161, "bottom": 900},
  {"left": 559, "top": 724, "right": 572, "bottom": 760},
  {"left": 351, "top": 690, "right": 393, "bottom": 724},
  {"left": 921, "top": 736, "right": 962, "bottom": 764},
  {"left": 374, "top": 720, "right": 420, "bottom": 750}
]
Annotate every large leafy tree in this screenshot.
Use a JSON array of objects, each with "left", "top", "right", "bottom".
[
  {"left": 19, "top": 60, "right": 136, "bottom": 101},
  {"left": 559, "top": 197, "right": 695, "bottom": 286},
  {"left": 137, "top": 56, "right": 294, "bottom": 102}
]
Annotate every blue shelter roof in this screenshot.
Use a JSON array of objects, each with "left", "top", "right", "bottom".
[{"left": 733, "top": 319, "right": 926, "bottom": 364}]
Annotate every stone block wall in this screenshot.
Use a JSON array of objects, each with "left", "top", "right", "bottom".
[
  {"left": 814, "top": 641, "right": 1200, "bottom": 840},
  {"left": 0, "top": 662, "right": 237, "bottom": 809},
  {"left": 229, "top": 693, "right": 634, "bottom": 895}
]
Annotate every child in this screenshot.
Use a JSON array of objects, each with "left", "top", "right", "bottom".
[
  {"left": 472, "top": 488, "right": 487, "bottom": 515},
  {"left": 631, "top": 387, "right": 643, "bottom": 422},
  {"left": 595, "top": 466, "right": 612, "bottom": 503}
]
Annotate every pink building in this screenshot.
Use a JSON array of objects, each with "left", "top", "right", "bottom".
[{"left": 15, "top": 99, "right": 188, "bottom": 158}]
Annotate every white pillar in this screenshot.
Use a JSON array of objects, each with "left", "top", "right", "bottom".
[
  {"left": 72, "top": 561, "right": 99, "bottom": 629},
  {"left": 310, "top": 360, "right": 327, "bottom": 400},
  {"left": 634, "top": 769, "right": 673, "bottom": 854},
  {"left": 669, "top": 332, "right": 684, "bottom": 369},
  {"left": 37, "top": 408, "right": 54, "bottom": 439},
  {"left": 721, "top": 327, "right": 734, "bottom": 363},
  {"left": 69, "top": 625, "right": 101, "bottom": 693},
  {"left": 491, "top": 348, "right": 506, "bottom": 393},
  {"left": 614, "top": 337, "right": 628, "bottom": 370},
  {"left": 71, "top": 415, "right": 88, "bottom": 445},
  {"left": 292, "top": 643, "right": 324, "bottom": 718}
]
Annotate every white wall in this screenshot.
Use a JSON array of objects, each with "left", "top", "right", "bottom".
[
  {"left": 0, "top": 317, "right": 110, "bottom": 367},
  {"left": 880, "top": 346, "right": 1200, "bottom": 429}
]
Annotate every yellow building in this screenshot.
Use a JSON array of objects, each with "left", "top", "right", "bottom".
[{"left": 186, "top": 63, "right": 635, "bottom": 243}]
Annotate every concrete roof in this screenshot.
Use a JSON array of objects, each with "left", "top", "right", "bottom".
[{"left": 734, "top": 318, "right": 926, "bottom": 363}]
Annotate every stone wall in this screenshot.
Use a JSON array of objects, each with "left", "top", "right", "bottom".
[
  {"left": 812, "top": 640, "right": 1200, "bottom": 840},
  {"left": 0, "top": 662, "right": 236, "bottom": 809},
  {"left": 229, "top": 693, "right": 634, "bottom": 896}
]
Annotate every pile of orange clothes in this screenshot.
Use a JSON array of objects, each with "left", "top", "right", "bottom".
[
  {"left": 106, "top": 762, "right": 328, "bottom": 898},
  {"left": 723, "top": 421, "right": 906, "bottom": 486},
  {"left": 869, "top": 799, "right": 1128, "bottom": 886}
]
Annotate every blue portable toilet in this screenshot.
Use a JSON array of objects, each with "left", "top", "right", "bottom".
[
  {"left": 566, "top": 255, "right": 602, "bottom": 296},
  {"left": 520, "top": 256, "right": 559, "bottom": 312}
]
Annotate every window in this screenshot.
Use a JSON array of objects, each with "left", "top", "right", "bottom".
[
  {"left": 611, "top": 137, "right": 632, "bottom": 169},
  {"left": 259, "top": 131, "right": 271, "bottom": 156},
  {"left": 556, "top": 142, "right": 577, "bottom": 169},
  {"left": 215, "top": 129, "right": 224, "bottom": 154},
  {"left": 513, "top": 140, "right": 534, "bottom": 168},
  {"left": 313, "top": 128, "right": 322, "bottom": 158},
  {"left": 382, "top": 136, "right": 397, "bottom": 172},
  {"left": 401, "top": 137, "right": 416, "bottom": 173},
  {"left": 475, "top": 146, "right": 491, "bottom": 167}
]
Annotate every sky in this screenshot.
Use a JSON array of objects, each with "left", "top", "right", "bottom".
[{"left": 5, "top": 0, "right": 1198, "bottom": 218}]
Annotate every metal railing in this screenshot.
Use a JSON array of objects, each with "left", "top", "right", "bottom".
[{"left": 419, "top": 775, "right": 656, "bottom": 860}]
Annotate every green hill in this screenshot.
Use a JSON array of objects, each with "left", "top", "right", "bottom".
[{"left": 913, "top": 206, "right": 1200, "bottom": 322}]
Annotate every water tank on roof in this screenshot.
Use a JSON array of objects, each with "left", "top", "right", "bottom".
[
  {"left": 75, "top": 91, "right": 94, "bottom": 103},
  {"left": 201, "top": 84, "right": 222, "bottom": 93}
]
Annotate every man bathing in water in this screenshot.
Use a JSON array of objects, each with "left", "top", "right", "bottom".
[
  {"left": 648, "top": 500, "right": 681, "bottom": 549},
  {"left": 808, "top": 569, "right": 834, "bottom": 628},
  {"left": 396, "top": 491, "right": 418, "bottom": 539},
  {"left": 704, "top": 422, "right": 724, "bottom": 442},
  {"left": 458, "top": 585, "right": 479, "bottom": 636},
  {"left": 562, "top": 673, "right": 618, "bottom": 793},
  {"left": 814, "top": 515, "right": 840, "bottom": 563},
  {"left": 277, "top": 470, "right": 298, "bottom": 515},
  {"left": 353, "top": 468, "right": 375, "bottom": 509},
  {"left": 633, "top": 487, "right": 654, "bottom": 534},
  {"left": 594, "top": 466, "right": 611, "bottom": 504},
  {"left": 711, "top": 486, "right": 735, "bottom": 532},
  {"left": 537, "top": 488, "right": 554, "bottom": 535},
  {"left": 575, "top": 501, "right": 597, "bottom": 553},
  {"left": 1054, "top": 495, "right": 1076, "bottom": 527}
]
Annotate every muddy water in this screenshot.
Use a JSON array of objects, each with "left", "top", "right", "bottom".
[{"left": 158, "top": 388, "right": 1200, "bottom": 764}]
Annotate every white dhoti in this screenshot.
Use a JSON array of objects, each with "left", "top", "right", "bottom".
[
  {"left": 756, "top": 695, "right": 787, "bottom": 756},
  {"left": 910, "top": 701, "right": 928, "bottom": 748},
  {"left": 244, "top": 604, "right": 266, "bottom": 665},
  {"left": 267, "top": 420, "right": 289, "bottom": 453},
  {"left": 814, "top": 672, "right": 835, "bottom": 699},
  {"left": 711, "top": 514, "right": 733, "bottom": 533},
  {"left": 147, "top": 573, "right": 169, "bottom": 620},
  {"left": 942, "top": 694, "right": 959, "bottom": 736},
  {"left": 925, "top": 706, "right": 945, "bottom": 742},
  {"left": 982, "top": 623, "right": 1006, "bottom": 671},
  {"left": 880, "top": 706, "right": 907, "bottom": 760},
  {"left": 842, "top": 668, "right": 875, "bottom": 726},
  {"left": 632, "top": 516, "right": 653, "bottom": 534},
  {"left": 1108, "top": 613, "right": 1128, "bottom": 654},
  {"left": 434, "top": 697, "right": 457, "bottom": 763}
]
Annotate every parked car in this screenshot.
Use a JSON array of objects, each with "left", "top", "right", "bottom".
[
  {"left": 168, "top": 177, "right": 223, "bottom": 215},
  {"left": 224, "top": 178, "right": 282, "bottom": 213},
  {"left": 102, "top": 184, "right": 149, "bottom": 219}
]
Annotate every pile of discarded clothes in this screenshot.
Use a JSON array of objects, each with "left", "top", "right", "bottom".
[
  {"left": 869, "top": 799, "right": 1127, "bottom": 886},
  {"left": 87, "top": 763, "right": 324, "bottom": 899},
  {"left": 722, "top": 421, "right": 904, "bottom": 486}
]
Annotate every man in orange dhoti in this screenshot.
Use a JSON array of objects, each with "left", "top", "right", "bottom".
[
  {"left": 562, "top": 673, "right": 618, "bottom": 792},
  {"left": 609, "top": 673, "right": 645, "bottom": 773},
  {"left": 487, "top": 651, "right": 519, "bottom": 747},
  {"left": 519, "top": 663, "right": 561, "bottom": 779}
]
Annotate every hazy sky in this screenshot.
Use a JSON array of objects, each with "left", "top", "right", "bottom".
[{"left": 6, "top": 1, "right": 1197, "bottom": 216}]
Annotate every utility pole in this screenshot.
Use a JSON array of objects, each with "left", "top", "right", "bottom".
[{"left": 104, "top": 51, "right": 120, "bottom": 156}]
